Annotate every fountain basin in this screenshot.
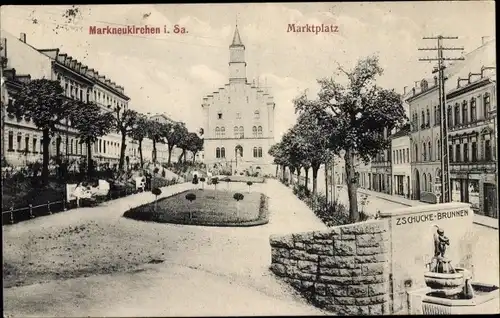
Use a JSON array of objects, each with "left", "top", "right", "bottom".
[
  {"left": 424, "top": 271, "right": 464, "bottom": 296},
  {"left": 422, "top": 283, "right": 500, "bottom": 314}
]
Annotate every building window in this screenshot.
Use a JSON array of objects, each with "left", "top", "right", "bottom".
[
  {"left": 75, "top": 140, "right": 78, "bottom": 155},
  {"left": 414, "top": 144, "right": 418, "bottom": 162},
  {"left": 86, "top": 90, "right": 90, "bottom": 102},
  {"left": 33, "top": 138, "right": 37, "bottom": 153},
  {"left": 484, "top": 93, "right": 491, "bottom": 119},
  {"left": 462, "top": 101, "right": 468, "bottom": 124},
  {"left": 221, "top": 127, "right": 225, "bottom": 137},
  {"left": 428, "top": 141, "right": 432, "bottom": 161},
  {"left": 25, "top": 135, "right": 29, "bottom": 152},
  {"left": 236, "top": 112, "right": 241, "bottom": 119},
  {"left": 463, "top": 143, "right": 469, "bottom": 162},
  {"left": 472, "top": 142, "right": 477, "bottom": 161},
  {"left": 56, "top": 137, "right": 62, "bottom": 156},
  {"left": 221, "top": 147, "right": 225, "bottom": 158},
  {"left": 79, "top": 89, "right": 83, "bottom": 101},
  {"left": 8, "top": 131, "right": 13, "bottom": 150},
  {"left": 421, "top": 111, "right": 425, "bottom": 128},
  {"left": 447, "top": 105, "right": 452, "bottom": 126},
  {"left": 423, "top": 142, "right": 427, "bottom": 161},
  {"left": 253, "top": 147, "right": 258, "bottom": 158},
  {"left": 436, "top": 139, "right": 441, "bottom": 159},
  {"left": 216, "top": 147, "right": 221, "bottom": 158},
  {"left": 215, "top": 127, "right": 220, "bottom": 138},
  {"left": 434, "top": 106, "right": 440, "bottom": 126},
  {"left": 80, "top": 143, "right": 83, "bottom": 155},
  {"left": 218, "top": 112, "right": 223, "bottom": 119},
  {"left": 426, "top": 108, "right": 430, "bottom": 126},
  {"left": 455, "top": 144, "right": 460, "bottom": 162},
  {"left": 454, "top": 103, "right": 460, "bottom": 126},
  {"left": 258, "top": 126, "right": 263, "bottom": 137},
  {"left": 99, "top": 139, "right": 102, "bottom": 153},
  {"left": 17, "top": 134, "right": 22, "bottom": 151},
  {"left": 239, "top": 126, "right": 244, "bottom": 138},
  {"left": 470, "top": 98, "right": 477, "bottom": 122},
  {"left": 254, "top": 110, "right": 260, "bottom": 119},
  {"left": 485, "top": 139, "right": 492, "bottom": 161},
  {"left": 103, "top": 140, "right": 107, "bottom": 154},
  {"left": 70, "top": 139, "right": 73, "bottom": 154},
  {"left": 234, "top": 126, "right": 239, "bottom": 138},
  {"left": 258, "top": 147, "right": 263, "bottom": 158},
  {"left": 228, "top": 97, "right": 231, "bottom": 104},
  {"left": 449, "top": 145, "right": 454, "bottom": 162}
]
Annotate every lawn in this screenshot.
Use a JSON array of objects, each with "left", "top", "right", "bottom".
[{"left": 124, "top": 189, "right": 269, "bottom": 227}]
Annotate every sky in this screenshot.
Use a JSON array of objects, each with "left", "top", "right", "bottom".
[{"left": 0, "top": 2, "right": 496, "bottom": 140}]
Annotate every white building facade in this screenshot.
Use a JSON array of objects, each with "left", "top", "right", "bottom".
[
  {"left": 391, "top": 124, "right": 412, "bottom": 198},
  {"left": 201, "top": 25, "right": 276, "bottom": 175}
]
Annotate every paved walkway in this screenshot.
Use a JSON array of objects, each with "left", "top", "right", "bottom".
[{"left": 3, "top": 180, "right": 328, "bottom": 317}]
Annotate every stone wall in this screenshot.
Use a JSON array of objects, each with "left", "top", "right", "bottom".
[{"left": 269, "top": 220, "right": 391, "bottom": 315}]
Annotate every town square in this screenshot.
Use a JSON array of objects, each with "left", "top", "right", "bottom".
[{"left": 1, "top": 2, "right": 498, "bottom": 316}]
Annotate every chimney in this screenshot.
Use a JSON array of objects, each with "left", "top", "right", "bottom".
[
  {"left": 414, "top": 81, "right": 419, "bottom": 88},
  {"left": 412, "top": 87, "right": 416, "bottom": 96},
  {"left": 481, "top": 36, "right": 491, "bottom": 45},
  {"left": 19, "top": 33, "right": 26, "bottom": 43},
  {"left": 404, "top": 86, "right": 408, "bottom": 94},
  {"left": 434, "top": 76, "right": 438, "bottom": 86}
]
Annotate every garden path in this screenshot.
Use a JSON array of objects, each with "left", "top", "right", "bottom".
[{"left": 3, "top": 179, "right": 329, "bottom": 317}]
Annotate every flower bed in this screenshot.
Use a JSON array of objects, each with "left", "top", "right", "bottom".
[{"left": 123, "top": 189, "right": 269, "bottom": 227}]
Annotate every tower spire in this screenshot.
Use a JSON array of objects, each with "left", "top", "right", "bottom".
[{"left": 230, "top": 23, "right": 244, "bottom": 48}]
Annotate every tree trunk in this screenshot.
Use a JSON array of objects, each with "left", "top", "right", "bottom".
[
  {"left": 152, "top": 139, "right": 157, "bottom": 163},
  {"left": 325, "top": 162, "right": 329, "bottom": 205},
  {"left": 275, "top": 165, "right": 278, "bottom": 178},
  {"left": 86, "top": 141, "right": 93, "bottom": 180},
  {"left": 192, "top": 151, "right": 197, "bottom": 164},
  {"left": 304, "top": 167, "right": 309, "bottom": 191},
  {"left": 118, "top": 133, "right": 127, "bottom": 171},
  {"left": 282, "top": 165, "right": 286, "bottom": 181},
  {"left": 296, "top": 167, "right": 301, "bottom": 186},
  {"left": 183, "top": 149, "right": 187, "bottom": 163},
  {"left": 312, "top": 164, "right": 319, "bottom": 196},
  {"left": 167, "top": 145, "right": 173, "bottom": 165},
  {"left": 138, "top": 140, "right": 144, "bottom": 168},
  {"left": 42, "top": 129, "right": 51, "bottom": 185},
  {"left": 289, "top": 167, "right": 295, "bottom": 186},
  {"left": 345, "top": 148, "right": 359, "bottom": 223}
]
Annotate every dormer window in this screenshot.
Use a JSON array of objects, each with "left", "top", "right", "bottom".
[
  {"left": 254, "top": 110, "right": 260, "bottom": 119},
  {"left": 218, "top": 112, "right": 223, "bottom": 119}
]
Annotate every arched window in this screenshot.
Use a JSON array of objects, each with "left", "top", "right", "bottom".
[
  {"left": 470, "top": 97, "right": 477, "bottom": 122},
  {"left": 436, "top": 139, "right": 441, "bottom": 159},
  {"left": 253, "top": 147, "right": 258, "bottom": 157},
  {"left": 449, "top": 145, "right": 454, "bottom": 162},
  {"left": 455, "top": 144, "right": 461, "bottom": 162},
  {"left": 463, "top": 142, "right": 469, "bottom": 162},
  {"left": 462, "top": 101, "right": 468, "bottom": 124},
  {"left": 56, "top": 136, "right": 62, "bottom": 156},
  {"left": 258, "top": 126, "right": 263, "bottom": 137},
  {"left": 215, "top": 127, "right": 220, "bottom": 138},
  {"left": 221, "top": 147, "right": 226, "bottom": 158},
  {"left": 484, "top": 93, "right": 491, "bottom": 119},
  {"left": 258, "top": 147, "right": 263, "bottom": 157},
  {"left": 406, "top": 148, "right": 409, "bottom": 163},
  {"left": 426, "top": 108, "right": 430, "bottom": 126},
  {"left": 252, "top": 126, "right": 257, "bottom": 137},
  {"left": 428, "top": 141, "right": 432, "bottom": 161},
  {"left": 414, "top": 144, "right": 418, "bottom": 162},
  {"left": 221, "top": 127, "right": 225, "bottom": 137},
  {"left": 423, "top": 173, "right": 427, "bottom": 192},
  {"left": 454, "top": 103, "right": 460, "bottom": 126},
  {"left": 234, "top": 126, "right": 239, "bottom": 138},
  {"left": 422, "top": 142, "right": 427, "bottom": 161},
  {"left": 254, "top": 110, "right": 260, "bottom": 119},
  {"left": 427, "top": 173, "right": 432, "bottom": 193},
  {"left": 239, "top": 126, "right": 244, "bottom": 138},
  {"left": 421, "top": 110, "right": 425, "bottom": 128},
  {"left": 447, "top": 105, "right": 452, "bottom": 126},
  {"left": 70, "top": 139, "right": 74, "bottom": 154},
  {"left": 216, "top": 147, "right": 221, "bottom": 158},
  {"left": 421, "top": 79, "right": 428, "bottom": 91}
]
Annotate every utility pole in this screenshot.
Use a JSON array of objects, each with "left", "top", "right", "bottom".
[{"left": 418, "top": 36, "right": 464, "bottom": 203}]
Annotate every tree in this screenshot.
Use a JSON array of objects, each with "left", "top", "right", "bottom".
[
  {"left": 165, "top": 122, "right": 188, "bottom": 165},
  {"left": 130, "top": 114, "right": 149, "bottom": 168},
  {"left": 147, "top": 120, "right": 165, "bottom": 164},
  {"left": 113, "top": 106, "right": 138, "bottom": 171},
  {"left": 69, "top": 101, "right": 114, "bottom": 179},
  {"left": 186, "top": 132, "right": 204, "bottom": 164},
  {"left": 268, "top": 143, "right": 286, "bottom": 180},
  {"left": 7, "top": 79, "right": 73, "bottom": 184},
  {"left": 177, "top": 128, "right": 191, "bottom": 163},
  {"left": 295, "top": 55, "right": 406, "bottom": 222}
]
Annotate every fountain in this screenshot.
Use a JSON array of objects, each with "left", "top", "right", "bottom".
[{"left": 420, "top": 225, "right": 499, "bottom": 314}]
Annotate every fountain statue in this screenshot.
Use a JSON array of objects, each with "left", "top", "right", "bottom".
[{"left": 424, "top": 225, "right": 474, "bottom": 299}]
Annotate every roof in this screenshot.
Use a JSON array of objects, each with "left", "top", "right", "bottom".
[
  {"left": 230, "top": 25, "right": 244, "bottom": 47},
  {"left": 391, "top": 123, "right": 411, "bottom": 139},
  {"left": 405, "top": 38, "right": 496, "bottom": 101}
]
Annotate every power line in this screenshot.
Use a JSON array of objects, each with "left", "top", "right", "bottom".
[{"left": 418, "top": 35, "right": 464, "bottom": 204}]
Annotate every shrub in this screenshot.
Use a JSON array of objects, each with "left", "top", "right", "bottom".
[
  {"left": 153, "top": 167, "right": 160, "bottom": 174},
  {"left": 224, "top": 177, "right": 231, "bottom": 182},
  {"left": 233, "top": 193, "right": 244, "bottom": 201},
  {"left": 192, "top": 175, "right": 199, "bottom": 184},
  {"left": 211, "top": 177, "right": 219, "bottom": 185},
  {"left": 152, "top": 187, "right": 162, "bottom": 197},
  {"left": 185, "top": 192, "right": 196, "bottom": 202},
  {"left": 200, "top": 177, "right": 206, "bottom": 182},
  {"left": 161, "top": 169, "right": 166, "bottom": 178}
]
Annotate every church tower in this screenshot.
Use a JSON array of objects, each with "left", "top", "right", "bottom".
[{"left": 229, "top": 25, "right": 246, "bottom": 83}]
